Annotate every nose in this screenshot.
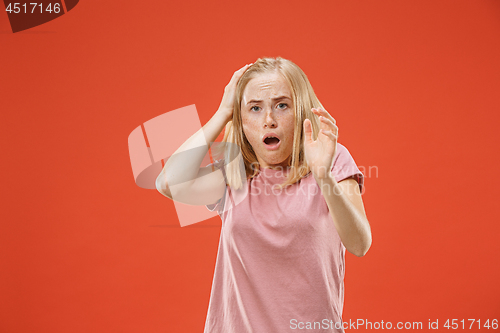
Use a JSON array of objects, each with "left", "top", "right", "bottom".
[{"left": 263, "top": 108, "right": 277, "bottom": 128}]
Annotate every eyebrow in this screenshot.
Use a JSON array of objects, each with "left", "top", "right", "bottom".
[{"left": 246, "top": 95, "right": 291, "bottom": 105}]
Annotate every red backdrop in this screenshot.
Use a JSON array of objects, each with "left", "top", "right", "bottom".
[{"left": 1, "top": 0, "right": 499, "bottom": 332}]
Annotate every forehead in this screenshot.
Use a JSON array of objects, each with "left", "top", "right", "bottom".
[{"left": 242, "top": 72, "right": 292, "bottom": 101}]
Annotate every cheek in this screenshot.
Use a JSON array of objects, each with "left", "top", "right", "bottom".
[
  {"left": 242, "top": 114, "right": 258, "bottom": 128},
  {"left": 280, "top": 115, "right": 296, "bottom": 143},
  {"left": 242, "top": 118, "right": 259, "bottom": 145}
]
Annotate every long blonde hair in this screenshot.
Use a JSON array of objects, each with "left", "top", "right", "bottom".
[{"left": 215, "top": 57, "right": 324, "bottom": 190}]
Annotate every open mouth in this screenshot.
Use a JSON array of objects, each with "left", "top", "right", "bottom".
[
  {"left": 263, "top": 134, "right": 281, "bottom": 150},
  {"left": 264, "top": 137, "right": 280, "bottom": 145}
]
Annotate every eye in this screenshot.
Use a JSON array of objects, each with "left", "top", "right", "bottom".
[
  {"left": 277, "top": 103, "right": 288, "bottom": 109},
  {"left": 250, "top": 106, "right": 261, "bottom": 112}
]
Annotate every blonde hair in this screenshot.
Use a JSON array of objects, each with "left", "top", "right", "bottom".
[{"left": 214, "top": 57, "right": 325, "bottom": 190}]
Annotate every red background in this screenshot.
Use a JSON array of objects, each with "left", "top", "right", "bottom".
[{"left": 1, "top": 1, "right": 499, "bottom": 332}]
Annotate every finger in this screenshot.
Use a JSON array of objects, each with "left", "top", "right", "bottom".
[
  {"left": 229, "top": 63, "right": 253, "bottom": 86},
  {"left": 318, "top": 108, "right": 336, "bottom": 124},
  {"left": 303, "top": 118, "right": 313, "bottom": 144},
  {"left": 320, "top": 129, "right": 338, "bottom": 142},
  {"left": 318, "top": 115, "right": 335, "bottom": 133},
  {"left": 319, "top": 116, "right": 338, "bottom": 134},
  {"left": 312, "top": 107, "right": 336, "bottom": 124},
  {"left": 318, "top": 115, "right": 328, "bottom": 132},
  {"left": 237, "top": 63, "right": 253, "bottom": 73}
]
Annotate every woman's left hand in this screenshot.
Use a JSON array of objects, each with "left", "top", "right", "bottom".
[{"left": 303, "top": 107, "right": 338, "bottom": 180}]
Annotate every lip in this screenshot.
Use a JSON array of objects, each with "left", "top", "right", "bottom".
[
  {"left": 262, "top": 132, "right": 281, "bottom": 151},
  {"left": 262, "top": 132, "right": 281, "bottom": 142}
]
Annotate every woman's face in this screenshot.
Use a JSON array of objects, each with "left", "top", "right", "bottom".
[{"left": 240, "top": 72, "right": 295, "bottom": 169}]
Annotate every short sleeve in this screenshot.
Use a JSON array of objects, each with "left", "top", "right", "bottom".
[
  {"left": 205, "top": 158, "right": 227, "bottom": 216},
  {"left": 331, "top": 142, "right": 364, "bottom": 193}
]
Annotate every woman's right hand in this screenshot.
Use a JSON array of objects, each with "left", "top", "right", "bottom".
[{"left": 217, "top": 63, "right": 252, "bottom": 123}]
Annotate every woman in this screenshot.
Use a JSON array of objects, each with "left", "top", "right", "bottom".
[{"left": 156, "top": 57, "right": 372, "bottom": 333}]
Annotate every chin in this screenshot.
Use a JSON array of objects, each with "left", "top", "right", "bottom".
[{"left": 261, "top": 153, "right": 289, "bottom": 166}]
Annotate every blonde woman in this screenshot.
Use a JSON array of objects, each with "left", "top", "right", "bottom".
[{"left": 156, "top": 57, "right": 372, "bottom": 333}]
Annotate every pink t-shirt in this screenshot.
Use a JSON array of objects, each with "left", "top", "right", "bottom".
[{"left": 204, "top": 142, "right": 364, "bottom": 333}]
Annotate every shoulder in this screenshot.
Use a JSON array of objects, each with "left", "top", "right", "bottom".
[
  {"left": 336, "top": 142, "right": 350, "bottom": 154},
  {"left": 333, "top": 142, "right": 352, "bottom": 164},
  {"left": 331, "top": 142, "right": 365, "bottom": 192}
]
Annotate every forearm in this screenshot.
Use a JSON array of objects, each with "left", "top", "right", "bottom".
[
  {"left": 315, "top": 174, "right": 372, "bottom": 257},
  {"left": 158, "top": 109, "right": 230, "bottom": 190}
]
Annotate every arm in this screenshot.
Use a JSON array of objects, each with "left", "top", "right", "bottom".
[
  {"left": 155, "top": 109, "right": 229, "bottom": 204},
  {"left": 314, "top": 176, "right": 372, "bottom": 257},
  {"left": 303, "top": 107, "right": 372, "bottom": 257},
  {"left": 155, "top": 63, "right": 252, "bottom": 205}
]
